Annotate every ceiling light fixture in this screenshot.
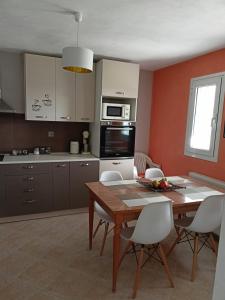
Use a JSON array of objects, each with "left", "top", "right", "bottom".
[{"left": 62, "top": 11, "right": 93, "bottom": 73}]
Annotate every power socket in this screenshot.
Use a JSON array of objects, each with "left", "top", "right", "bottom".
[{"left": 48, "top": 131, "right": 55, "bottom": 138}]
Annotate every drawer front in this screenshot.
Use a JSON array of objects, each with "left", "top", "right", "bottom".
[
  {"left": 4, "top": 163, "right": 50, "bottom": 175},
  {"left": 99, "top": 159, "right": 134, "bottom": 180},
  {"left": 70, "top": 161, "right": 99, "bottom": 208},
  {"left": 3, "top": 173, "right": 53, "bottom": 216}
]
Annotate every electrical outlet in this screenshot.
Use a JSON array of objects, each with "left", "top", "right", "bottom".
[{"left": 48, "top": 131, "right": 55, "bottom": 138}]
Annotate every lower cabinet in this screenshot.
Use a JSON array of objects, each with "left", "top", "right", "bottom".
[
  {"left": 99, "top": 158, "right": 134, "bottom": 179},
  {"left": 70, "top": 161, "right": 99, "bottom": 208},
  {"left": 52, "top": 162, "right": 70, "bottom": 210},
  {"left": 0, "top": 160, "right": 99, "bottom": 217},
  {"left": 0, "top": 166, "right": 4, "bottom": 217},
  {"left": 3, "top": 173, "right": 53, "bottom": 217}
]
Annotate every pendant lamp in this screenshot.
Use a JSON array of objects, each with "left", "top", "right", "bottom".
[{"left": 62, "top": 12, "right": 93, "bottom": 73}]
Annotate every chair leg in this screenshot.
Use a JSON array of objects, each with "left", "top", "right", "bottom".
[
  {"left": 119, "top": 240, "right": 132, "bottom": 267},
  {"left": 191, "top": 233, "right": 199, "bottom": 281},
  {"left": 167, "top": 228, "right": 185, "bottom": 257},
  {"left": 93, "top": 219, "right": 103, "bottom": 238},
  {"left": 158, "top": 244, "right": 174, "bottom": 288},
  {"left": 209, "top": 233, "right": 218, "bottom": 256},
  {"left": 100, "top": 222, "right": 109, "bottom": 256},
  {"left": 132, "top": 245, "right": 144, "bottom": 299}
]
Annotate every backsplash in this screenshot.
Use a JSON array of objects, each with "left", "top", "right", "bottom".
[{"left": 0, "top": 113, "right": 88, "bottom": 153}]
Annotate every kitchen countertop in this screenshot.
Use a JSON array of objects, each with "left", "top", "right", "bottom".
[{"left": 0, "top": 152, "right": 99, "bottom": 164}]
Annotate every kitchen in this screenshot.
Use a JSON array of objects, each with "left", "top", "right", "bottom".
[
  {"left": 0, "top": 1, "right": 225, "bottom": 300},
  {"left": 0, "top": 51, "right": 147, "bottom": 217}
]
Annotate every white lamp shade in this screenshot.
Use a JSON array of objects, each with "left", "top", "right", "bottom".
[{"left": 62, "top": 46, "right": 93, "bottom": 73}]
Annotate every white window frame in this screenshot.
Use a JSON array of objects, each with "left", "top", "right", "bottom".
[{"left": 184, "top": 72, "right": 225, "bottom": 162}]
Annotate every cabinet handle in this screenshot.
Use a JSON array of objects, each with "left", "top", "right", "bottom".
[
  {"left": 60, "top": 116, "right": 71, "bottom": 120},
  {"left": 23, "top": 165, "right": 34, "bottom": 169},
  {"left": 81, "top": 117, "right": 90, "bottom": 121},
  {"left": 80, "top": 162, "right": 89, "bottom": 167},
  {"left": 35, "top": 116, "right": 44, "bottom": 119},
  {"left": 24, "top": 199, "right": 36, "bottom": 204},
  {"left": 24, "top": 188, "right": 35, "bottom": 193},
  {"left": 57, "top": 164, "right": 66, "bottom": 168},
  {"left": 112, "top": 162, "right": 121, "bottom": 165},
  {"left": 24, "top": 176, "right": 34, "bottom": 181},
  {"left": 115, "top": 91, "right": 125, "bottom": 95}
]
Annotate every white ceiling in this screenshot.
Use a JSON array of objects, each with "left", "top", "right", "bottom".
[{"left": 1, "top": 0, "right": 225, "bottom": 70}]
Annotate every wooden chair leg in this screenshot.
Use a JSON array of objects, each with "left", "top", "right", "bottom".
[
  {"left": 132, "top": 246, "right": 144, "bottom": 299},
  {"left": 100, "top": 222, "right": 109, "bottom": 256},
  {"left": 209, "top": 233, "right": 218, "bottom": 256},
  {"left": 191, "top": 233, "right": 199, "bottom": 281},
  {"left": 158, "top": 244, "right": 174, "bottom": 288},
  {"left": 119, "top": 240, "right": 132, "bottom": 267},
  {"left": 167, "top": 228, "right": 185, "bottom": 257},
  {"left": 93, "top": 219, "right": 103, "bottom": 238}
]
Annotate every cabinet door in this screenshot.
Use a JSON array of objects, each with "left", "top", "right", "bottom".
[
  {"left": 55, "top": 58, "right": 76, "bottom": 122},
  {"left": 0, "top": 166, "right": 5, "bottom": 217},
  {"left": 75, "top": 67, "right": 95, "bottom": 122},
  {"left": 99, "top": 159, "right": 134, "bottom": 180},
  {"left": 101, "top": 60, "right": 139, "bottom": 98},
  {"left": 70, "top": 161, "right": 99, "bottom": 208},
  {"left": 52, "top": 162, "right": 70, "bottom": 210},
  {"left": 25, "top": 53, "right": 56, "bottom": 121}
]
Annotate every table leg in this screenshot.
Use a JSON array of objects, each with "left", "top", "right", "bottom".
[
  {"left": 89, "top": 194, "right": 94, "bottom": 250},
  {"left": 112, "top": 215, "right": 123, "bottom": 292}
]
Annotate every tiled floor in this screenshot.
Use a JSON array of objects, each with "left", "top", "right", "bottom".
[{"left": 0, "top": 212, "right": 216, "bottom": 299}]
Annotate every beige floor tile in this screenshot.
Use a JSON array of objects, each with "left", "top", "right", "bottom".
[{"left": 0, "top": 212, "right": 216, "bottom": 300}]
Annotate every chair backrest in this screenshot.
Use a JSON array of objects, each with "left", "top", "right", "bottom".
[
  {"left": 145, "top": 168, "right": 164, "bottom": 179},
  {"left": 187, "top": 195, "right": 225, "bottom": 233},
  {"left": 130, "top": 201, "right": 173, "bottom": 245},
  {"left": 134, "top": 152, "right": 160, "bottom": 174},
  {"left": 100, "top": 170, "right": 123, "bottom": 182}
]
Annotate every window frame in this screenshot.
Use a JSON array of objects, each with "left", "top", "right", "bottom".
[{"left": 184, "top": 72, "right": 225, "bottom": 162}]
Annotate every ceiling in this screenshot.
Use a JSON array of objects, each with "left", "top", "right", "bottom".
[{"left": 1, "top": 0, "right": 225, "bottom": 70}]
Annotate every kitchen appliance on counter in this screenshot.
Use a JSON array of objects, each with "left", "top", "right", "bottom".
[
  {"left": 70, "top": 141, "right": 79, "bottom": 154},
  {"left": 102, "top": 103, "right": 130, "bottom": 121},
  {"left": 100, "top": 121, "right": 135, "bottom": 158}
]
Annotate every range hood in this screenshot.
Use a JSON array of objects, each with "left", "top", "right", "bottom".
[{"left": 0, "top": 88, "right": 15, "bottom": 113}]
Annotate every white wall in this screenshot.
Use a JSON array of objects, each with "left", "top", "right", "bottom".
[
  {"left": 213, "top": 204, "right": 225, "bottom": 300},
  {"left": 135, "top": 70, "right": 153, "bottom": 154}
]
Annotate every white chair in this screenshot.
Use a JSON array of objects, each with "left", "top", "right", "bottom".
[
  {"left": 167, "top": 195, "right": 224, "bottom": 281},
  {"left": 119, "top": 201, "right": 174, "bottom": 298},
  {"left": 134, "top": 152, "right": 160, "bottom": 176},
  {"left": 145, "top": 167, "right": 164, "bottom": 179},
  {"left": 94, "top": 171, "right": 123, "bottom": 256}
]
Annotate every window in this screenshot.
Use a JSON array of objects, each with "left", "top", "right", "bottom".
[{"left": 184, "top": 73, "right": 225, "bottom": 162}]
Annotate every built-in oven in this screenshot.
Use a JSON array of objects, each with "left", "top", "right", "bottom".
[{"left": 100, "top": 122, "right": 135, "bottom": 158}]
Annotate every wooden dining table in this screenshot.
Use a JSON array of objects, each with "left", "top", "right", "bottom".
[{"left": 85, "top": 176, "right": 225, "bottom": 292}]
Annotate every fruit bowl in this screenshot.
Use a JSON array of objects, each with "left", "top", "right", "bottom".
[{"left": 137, "top": 177, "right": 185, "bottom": 192}]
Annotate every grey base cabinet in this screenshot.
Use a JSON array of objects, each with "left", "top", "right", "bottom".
[
  {"left": 0, "top": 163, "right": 53, "bottom": 217},
  {"left": 70, "top": 161, "right": 99, "bottom": 208},
  {"left": 0, "top": 160, "right": 99, "bottom": 217}
]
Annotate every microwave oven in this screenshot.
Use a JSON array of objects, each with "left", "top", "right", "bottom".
[{"left": 102, "top": 103, "right": 130, "bottom": 120}]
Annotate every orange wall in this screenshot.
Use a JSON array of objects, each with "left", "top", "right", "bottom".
[{"left": 149, "top": 48, "right": 225, "bottom": 181}]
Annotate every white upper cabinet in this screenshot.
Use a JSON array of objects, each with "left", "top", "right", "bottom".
[
  {"left": 25, "top": 54, "right": 56, "bottom": 121},
  {"left": 55, "top": 58, "right": 76, "bottom": 122},
  {"left": 75, "top": 67, "right": 95, "bottom": 122},
  {"left": 101, "top": 59, "right": 139, "bottom": 98}
]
